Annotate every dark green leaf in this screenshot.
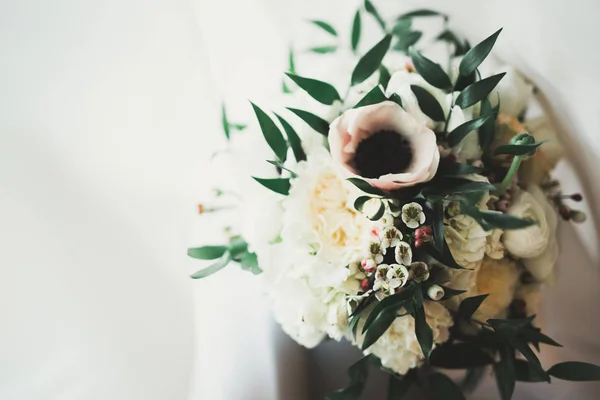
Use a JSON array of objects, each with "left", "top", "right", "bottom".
[
  {"left": 459, "top": 28, "right": 502, "bottom": 76},
  {"left": 455, "top": 72, "right": 506, "bottom": 109},
  {"left": 429, "top": 372, "right": 466, "bottom": 400},
  {"left": 388, "top": 373, "right": 414, "bottom": 399},
  {"left": 364, "top": 0, "right": 386, "bottom": 30},
  {"left": 493, "top": 141, "right": 547, "bottom": 156},
  {"left": 369, "top": 200, "right": 386, "bottom": 221},
  {"left": 448, "top": 116, "right": 491, "bottom": 147},
  {"left": 250, "top": 102, "right": 288, "bottom": 161},
  {"left": 347, "top": 177, "right": 386, "bottom": 196},
  {"left": 363, "top": 285, "right": 416, "bottom": 333},
  {"left": 391, "top": 17, "right": 412, "bottom": 36},
  {"left": 393, "top": 31, "right": 422, "bottom": 53},
  {"left": 230, "top": 123, "right": 247, "bottom": 131},
  {"left": 240, "top": 252, "right": 262, "bottom": 275},
  {"left": 454, "top": 70, "right": 477, "bottom": 92},
  {"left": 479, "top": 98, "right": 496, "bottom": 153},
  {"left": 477, "top": 210, "right": 535, "bottom": 230},
  {"left": 187, "top": 245, "right": 228, "bottom": 260},
  {"left": 309, "top": 45, "right": 338, "bottom": 54},
  {"left": 410, "top": 85, "right": 445, "bottom": 121},
  {"left": 494, "top": 346, "right": 516, "bottom": 400},
  {"left": 430, "top": 342, "right": 494, "bottom": 369},
  {"left": 349, "top": 314, "right": 361, "bottom": 339},
  {"left": 422, "top": 179, "right": 495, "bottom": 197},
  {"left": 353, "top": 85, "right": 387, "bottom": 108},
  {"left": 362, "top": 308, "right": 396, "bottom": 350},
  {"left": 351, "top": 10, "right": 361, "bottom": 52},
  {"left": 190, "top": 251, "right": 231, "bottom": 279},
  {"left": 221, "top": 104, "right": 230, "bottom": 140},
  {"left": 285, "top": 73, "right": 341, "bottom": 105},
  {"left": 326, "top": 356, "right": 372, "bottom": 400},
  {"left": 440, "top": 286, "right": 467, "bottom": 300},
  {"left": 388, "top": 93, "right": 403, "bottom": 107},
  {"left": 413, "top": 303, "right": 433, "bottom": 359},
  {"left": 379, "top": 65, "right": 391, "bottom": 87},
  {"left": 288, "top": 47, "right": 296, "bottom": 73},
  {"left": 425, "top": 241, "right": 464, "bottom": 269},
  {"left": 252, "top": 177, "right": 291, "bottom": 195},
  {"left": 436, "top": 161, "right": 483, "bottom": 176},
  {"left": 409, "top": 48, "right": 453, "bottom": 91},
  {"left": 310, "top": 20, "right": 338, "bottom": 36},
  {"left": 286, "top": 107, "right": 330, "bottom": 136},
  {"left": 437, "top": 29, "right": 467, "bottom": 56},
  {"left": 266, "top": 160, "right": 297, "bottom": 177},
  {"left": 351, "top": 35, "right": 392, "bottom": 86},
  {"left": 353, "top": 195, "right": 372, "bottom": 212},
  {"left": 548, "top": 362, "right": 600, "bottom": 381},
  {"left": 458, "top": 294, "right": 489, "bottom": 319},
  {"left": 519, "top": 327, "right": 562, "bottom": 347},
  {"left": 431, "top": 199, "right": 444, "bottom": 253},
  {"left": 274, "top": 113, "right": 306, "bottom": 162},
  {"left": 228, "top": 236, "right": 249, "bottom": 258},
  {"left": 514, "top": 359, "right": 548, "bottom": 382},
  {"left": 396, "top": 9, "right": 446, "bottom": 19}
]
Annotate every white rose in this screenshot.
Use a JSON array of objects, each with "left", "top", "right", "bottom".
[{"left": 503, "top": 186, "right": 552, "bottom": 259}]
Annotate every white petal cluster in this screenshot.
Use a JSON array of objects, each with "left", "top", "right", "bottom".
[{"left": 446, "top": 214, "right": 490, "bottom": 269}]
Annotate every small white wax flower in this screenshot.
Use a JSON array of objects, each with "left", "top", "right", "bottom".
[
  {"left": 373, "top": 264, "right": 390, "bottom": 292},
  {"left": 386, "top": 264, "right": 409, "bottom": 289},
  {"left": 394, "top": 241, "right": 413, "bottom": 265},
  {"left": 409, "top": 262, "right": 430, "bottom": 283},
  {"left": 367, "top": 241, "right": 385, "bottom": 264},
  {"left": 427, "top": 284, "right": 445, "bottom": 301},
  {"left": 401, "top": 202, "right": 426, "bottom": 229},
  {"left": 382, "top": 227, "right": 402, "bottom": 248},
  {"left": 350, "top": 262, "right": 367, "bottom": 280}
]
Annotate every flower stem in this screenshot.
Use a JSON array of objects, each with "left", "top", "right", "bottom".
[
  {"left": 494, "top": 155, "right": 522, "bottom": 195},
  {"left": 443, "top": 92, "right": 455, "bottom": 133}
]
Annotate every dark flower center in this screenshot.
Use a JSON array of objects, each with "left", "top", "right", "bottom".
[{"left": 352, "top": 130, "right": 413, "bottom": 178}]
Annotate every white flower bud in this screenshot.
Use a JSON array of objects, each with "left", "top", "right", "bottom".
[{"left": 427, "top": 285, "right": 445, "bottom": 301}]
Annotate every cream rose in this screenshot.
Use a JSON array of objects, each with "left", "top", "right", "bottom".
[{"left": 328, "top": 101, "right": 440, "bottom": 191}]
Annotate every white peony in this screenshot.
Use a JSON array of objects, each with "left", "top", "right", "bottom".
[{"left": 446, "top": 214, "right": 490, "bottom": 269}]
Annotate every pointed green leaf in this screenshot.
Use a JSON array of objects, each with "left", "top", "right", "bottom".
[
  {"left": 429, "top": 372, "right": 466, "bottom": 400},
  {"left": 459, "top": 28, "right": 502, "bottom": 76},
  {"left": 230, "top": 123, "right": 247, "bottom": 131},
  {"left": 310, "top": 20, "right": 338, "bottom": 36},
  {"left": 410, "top": 85, "right": 445, "bottom": 121},
  {"left": 221, "top": 104, "right": 231, "bottom": 140},
  {"left": 351, "top": 35, "right": 392, "bottom": 86},
  {"left": 362, "top": 308, "right": 396, "bottom": 350},
  {"left": 190, "top": 251, "right": 231, "bottom": 279},
  {"left": 274, "top": 113, "right": 306, "bottom": 162},
  {"left": 351, "top": 10, "right": 361, "bottom": 52},
  {"left": 379, "top": 65, "right": 391, "bottom": 88},
  {"left": 479, "top": 98, "right": 496, "bottom": 153},
  {"left": 353, "top": 85, "right": 387, "bottom": 108},
  {"left": 364, "top": 0, "right": 386, "bottom": 30},
  {"left": 252, "top": 177, "right": 291, "bottom": 195},
  {"left": 448, "top": 115, "right": 491, "bottom": 147},
  {"left": 455, "top": 72, "right": 506, "bottom": 109},
  {"left": 409, "top": 48, "right": 453, "bottom": 91},
  {"left": 286, "top": 107, "right": 329, "bottom": 136},
  {"left": 347, "top": 177, "right": 386, "bottom": 196},
  {"left": 437, "top": 29, "right": 467, "bottom": 56},
  {"left": 368, "top": 200, "right": 386, "bottom": 221},
  {"left": 285, "top": 73, "right": 341, "bottom": 105},
  {"left": 288, "top": 47, "right": 295, "bottom": 73},
  {"left": 266, "top": 160, "right": 298, "bottom": 177},
  {"left": 353, "top": 195, "right": 372, "bottom": 212},
  {"left": 309, "top": 45, "right": 338, "bottom": 54},
  {"left": 240, "top": 251, "right": 262, "bottom": 274},
  {"left": 548, "top": 362, "right": 600, "bottom": 381},
  {"left": 436, "top": 161, "right": 483, "bottom": 176},
  {"left": 514, "top": 359, "right": 548, "bottom": 382},
  {"left": 458, "top": 294, "right": 489, "bottom": 319},
  {"left": 494, "top": 346, "right": 516, "bottom": 400},
  {"left": 476, "top": 211, "right": 535, "bottom": 230},
  {"left": 362, "top": 284, "right": 416, "bottom": 334},
  {"left": 393, "top": 30, "right": 422, "bottom": 53},
  {"left": 431, "top": 199, "right": 445, "bottom": 253},
  {"left": 493, "top": 141, "right": 547, "bottom": 156},
  {"left": 388, "top": 93, "right": 403, "bottom": 107},
  {"left": 391, "top": 17, "right": 412, "bottom": 36},
  {"left": 439, "top": 286, "right": 467, "bottom": 300},
  {"left": 187, "top": 246, "right": 228, "bottom": 260},
  {"left": 413, "top": 303, "right": 433, "bottom": 359},
  {"left": 396, "top": 9, "right": 446, "bottom": 19},
  {"left": 250, "top": 102, "right": 288, "bottom": 161}
]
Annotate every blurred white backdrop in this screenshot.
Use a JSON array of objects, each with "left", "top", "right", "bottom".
[{"left": 1, "top": 0, "right": 600, "bottom": 399}]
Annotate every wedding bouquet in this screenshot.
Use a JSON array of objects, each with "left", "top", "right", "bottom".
[{"left": 189, "top": 3, "right": 599, "bottom": 399}]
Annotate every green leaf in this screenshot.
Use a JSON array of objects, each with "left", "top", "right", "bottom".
[
  {"left": 511, "top": 340, "right": 548, "bottom": 381},
  {"left": 391, "top": 17, "right": 412, "bottom": 36},
  {"left": 347, "top": 177, "right": 386, "bottom": 196},
  {"left": 413, "top": 303, "right": 433, "bottom": 359},
  {"left": 454, "top": 70, "right": 477, "bottom": 92},
  {"left": 285, "top": 73, "right": 341, "bottom": 105},
  {"left": 252, "top": 177, "right": 291, "bottom": 195},
  {"left": 455, "top": 72, "right": 506, "bottom": 109},
  {"left": 353, "top": 85, "right": 387, "bottom": 108},
  {"left": 326, "top": 356, "right": 372, "bottom": 400},
  {"left": 431, "top": 199, "right": 445, "bottom": 253},
  {"left": 429, "top": 372, "right": 466, "bottom": 400},
  {"left": 494, "top": 346, "right": 516, "bottom": 400},
  {"left": 436, "top": 161, "right": 483, "bottom": 176},
  {"left": 519, "top": 327, "right": 562, "bottom": 347},
  {"left": 458, "top": 294, "right": 489, "bottom": 319},
  {"left": 240, "top": 251, "right": 262, "bottom": 275},
  {"left": 393, "top": 31, "right": 422, "bottom": 53},
  {"left": 351, "top": 10, "right": 361, "bottom": 52},
  {"left": 228, "top": 236, "right": 249, "bottom": 258},
  {"left": 349, "top": 314, "right": 361, "bottom": 340},
  {"left": 437, "top": 29, "right": 467, "bottom": 56},
  {"left": 379, "top": 65, "right": 391, "bottom": 87},
  {"left": 288, "top": 47, "right": 296, "bottom": 73},
  {"left": 310, "top": 20, "right": 338, "bottom": 36},
  {"left": 447, "top": 116, "right": 491, "bottom": 147},
  {"left": 187, "top": 245, "right": 228, "bottom": 260},
  {"left": 459, "top": 28, "right": 502, "bottom": 76},
  {"left": 274, "top": 113, "right": 306, "bottom": 162},
  {"left": 364, "top": 0, "right": 386, "bottom": 30},
  {"left": 309, "top": 45, "right": 338, "bottom": 54},
  {"left": 396, "top": 9, "right": 446, "bottom": 19},
  {"left": 429, "top": 342, "right": 494, "bottom": 369},
  {"left": 425, "top": 241, "right": 464, "bottom": 269},
  {"left": 363, "top": 285, "right": 416, "bottom": 333},
  {"left": 493, "top": 141, "right": 547, "bottom": 156},
  {"left": 388, "top": 373, "right": 414, "bottom": 399},
  {"left": 476, "top": 210, "right": 535, "bottom": 230},
  {"left": 479, "top": 98, "right": 496, "bottom": 153},
  {"left": 410, "top": 85, "right": 445, "bottom": 121},
  {"left": 439, "top": 286, "right": 467, "bottom": 300},
  {"left": 353, "top": 195, "right": 372, "bottom": 212},
  {"left": 422, "top": 179, "right": 495, "bottom": 197},
  {"left": 351, "top": 35, "right": 392, "bottom": 86},
  {"left": 362, "top": 308, "right": 396, "bottom": 350},
  {"left": 368, "top": 200, "right": 386, "bottom": 221},
  {"left": 230, "top": 123, "right": 247, "bottom": 131},
  {"left": 514, "top": 359, "right": 548, "bottom": 382},
  {"left": 286, "top": 107, "right": 329, "bottom": 136},
  {"left": 409, "top": 48, "right": 453, "bottom": 91},
  {"left": 190, "top": 251, "right": 231, "bottom": 279},
  {"left": 250, "top": 102, "right": 288, "bottom": 161},
  {"left": 221, "top": 104, "right": 230, "bottom": 140},
  {"left": 388, "top": 93, "right": 403, "bottom": 107},
  {"left": 548, "top": 362, "right": 600, "bottom": 381},
  {"left": 266, "top": 160, "right": 298, "bottom": 178}
]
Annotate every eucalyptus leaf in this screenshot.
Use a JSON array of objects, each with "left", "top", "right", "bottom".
[
  {"left": 190, "top": 251, "right": 231, "bottom": 279},
  {"left": 351, "top": 10, "right": 361, "bottom": 52},
  {"left": 459, "top": 28, "right": 502, "bottom": 76},
  {"left": 353, "top": 85, "right": 387, "bottom": 108},
  {"left": 252, "top": 177, "right": 291, "bottom": 195},
  {"left": 429, "top": 372, "right": 466, "bottom": 400},
  {"left": 447, "top": 116, "right": 491, "bottom": 147},
  {"left": 362, "top": 308, "right": 397, "bottom": 350},
  {"left": 187, "top": 245, "right": 228, "bottom": 260},
  {"left": 410, "top": 85, "right": 445, "bottom": 121},
  {"left": 286, "top": 107, "right": 330, "bottom": 136},
  {"left": 310, "top": 20, "right": 338, "bottom": 36},
  {"left": 364, "top": 0, "right": 386, "bottom": 30},
  {"left": 274, "top": 113, "right": 306, "bottom": 162},
  {"left": 250, "top": 102, "right": 288, "bottom": 161},
  {"left": 309, "top": 46, "right": 338, "bottom": 54},
  {"left": 347, "top": 177, "right": 386, "bottom": 196},
  {"left": 351, "top": 35, "right": 392, "bottom": 86},
  {"left": 458, "top": 294, "right": 489, "bottom": 319},
  {"left": 455, "top": 72, "right": 506, "bottom": 109},
  {"left": 285, "top": 73, "right": 341, "bottom": 105},
  {"left": 240, "top": 251, "right": 262, "bottom": 275},
  {"left": 221, "top": 103, "right": 230, "bottom": 140},
  {"left": 548, "top": 362, "right": 600, "bottom": 381},
  {"left": 409, "top": 48, "right": 453, "bottom": 91}
]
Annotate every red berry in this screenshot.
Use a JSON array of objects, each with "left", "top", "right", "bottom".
[
  {"left": 414, "top": 238, "right": 423, "bottom": 248},
  {"left": 360, "top": 279, "right": 370, "bottom": 291},
  {"left": 422, "top": 226, "right": 433, "bottom": 236}
]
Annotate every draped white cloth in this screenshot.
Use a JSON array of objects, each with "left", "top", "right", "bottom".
[{"left": 1, "top": 0, "right": 600, "bottom": 399}]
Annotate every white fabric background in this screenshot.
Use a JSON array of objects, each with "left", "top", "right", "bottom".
[{"left": 1, "top": 0, "right": 600, "bottom": 399}]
